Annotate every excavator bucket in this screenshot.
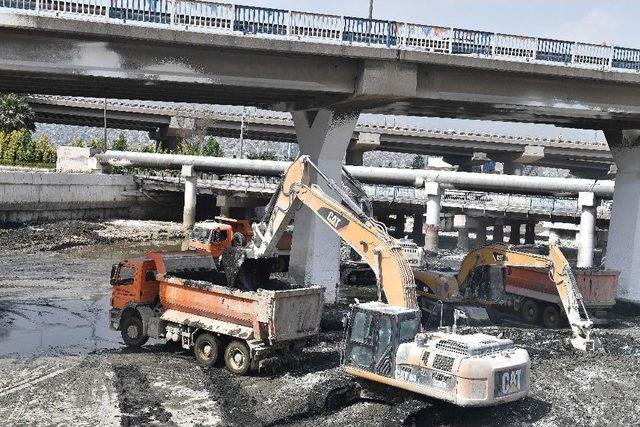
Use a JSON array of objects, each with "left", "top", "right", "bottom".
[
  {"left": 571, "top": 334, "right": 603, "bottom": 352},
  {"left": 221, "top": 247, "right": 272, "bottom": 291}
]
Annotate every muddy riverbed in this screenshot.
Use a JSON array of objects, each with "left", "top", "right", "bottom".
[{"left": 0, "top": 220, "right": 639, "bottom": 426}]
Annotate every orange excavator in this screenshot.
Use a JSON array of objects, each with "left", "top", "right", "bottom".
[{"left": 231, "top": 155, "right": 531, "bottom": 407}]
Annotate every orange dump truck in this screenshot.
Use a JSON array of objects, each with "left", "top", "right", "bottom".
[
  {"left": 109, "top": 251, "right": 323, "bottom": 374},
  {"left": 503, "top": 267, "right": 618, "bottom": 327}
]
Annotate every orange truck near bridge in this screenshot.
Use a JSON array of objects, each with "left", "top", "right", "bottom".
[{"left": 109, "top": 251, "right": 323, "bottom": 374}]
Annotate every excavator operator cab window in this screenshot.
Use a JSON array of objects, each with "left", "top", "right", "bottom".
[
  {"left": 344, "top": 308, "right": 399, "bottom": 378},
  {"left": 398, "top": 315, "right": 421, "bottom": 343}
]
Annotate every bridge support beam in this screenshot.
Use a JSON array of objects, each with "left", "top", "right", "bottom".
[
  {"left": 604, "top": 130, "right": 640, "bottom": 302},
  {"left": 475, "top": 220, "right": 487, "bottom": 248},
  {"left": 493, "top": 218, "right": 504, "bottom": 243},
  {"left": 424, "top": 182, "right": 441, "bottom": 253},
  {"left": 289, "top": 108, "right": 359, "bottom": 304},
  {"left": 577, "top": 192, "right": 596, "bottom": 268},
  {"left": 181, "top": 165, "right": 197, "bottom": 248},
  {"left": 524, "top": 222, "right": 536, "bottom": 245},
  {"left": 412, "top": 213, "right": 424, "bottom": 246},
  {"left": 509, "top": 221, "right": 522, "bottom": 244}
]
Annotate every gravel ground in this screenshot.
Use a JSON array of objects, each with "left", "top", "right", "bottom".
[{"left": 0, "top": 221, "right": 639, "bottom": 426}]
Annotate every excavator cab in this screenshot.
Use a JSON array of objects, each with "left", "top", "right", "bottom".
[{"left": 344, "top": 302, "right": 421, "bottom": 378}]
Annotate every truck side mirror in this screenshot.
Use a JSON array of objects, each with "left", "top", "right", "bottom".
[{"left": 110, "top": 264, "right": 119, "bottom": 286}]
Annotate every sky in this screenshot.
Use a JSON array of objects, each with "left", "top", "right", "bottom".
[{"left": 224, "top": 1, "right": 639, "bottom": 143}]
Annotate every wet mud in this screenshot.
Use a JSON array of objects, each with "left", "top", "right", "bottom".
[{"left": 0, "top": 221, "right": 639, "bottom": 426}]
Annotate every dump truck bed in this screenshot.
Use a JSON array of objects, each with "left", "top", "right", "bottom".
[
  {"left": 503, "top": 267, "right": 618, "bottom": 309},
  {"left": 148, "top": 251, "right": 324, "bottom": 344}
]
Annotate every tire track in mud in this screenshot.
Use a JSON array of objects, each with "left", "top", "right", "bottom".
[
  {"left": 198, "top": 365, "right": 264, "bottom": 426},
  {"left": 112, "top": 364, "right": 174, "bottom": 426}
]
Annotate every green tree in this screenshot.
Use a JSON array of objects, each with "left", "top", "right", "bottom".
[
  {"left": 88, "top": 137, "right": 106, "bottom": 151},
  {"left": 71, "top": 138, "right": 85, "bottom": 148},
  {"left": 247, "top": 151, "right": 278, "bottom": 161},
  {"left": 0, "top": 94, "right": 36, "bottom": 134},
  {"left": 410, "top": 155, "right": 425, "bottom": 170},
  {"left": 111, "top": 132, "right": 128, "bottom": 151},
  {"left": 140, "top": 143, "right": 155, "bottom": 153},
  {"left": 201, "top": 137, "right": 222, "bottom": 157},
  {"left": 35, "top": 135, "right": 56, "bottom": 164}
]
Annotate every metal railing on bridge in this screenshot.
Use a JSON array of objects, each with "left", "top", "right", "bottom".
[{"left": 2, "top": 0, "right": 639, "bottom": 73}]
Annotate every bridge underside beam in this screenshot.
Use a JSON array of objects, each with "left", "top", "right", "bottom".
[{"left": 2, "top": 15, "right": 640, "bottom": 127}]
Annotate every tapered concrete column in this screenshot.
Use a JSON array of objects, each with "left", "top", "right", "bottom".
[
  {"left": 181, "top": 165, "right": 197, "bottom": 248},
  {"left": 424, "top": 182, "right": 442, "bottom": 253},
  {"left": 577, "top": 192, "right": 596, "bottom": 268},
  {"left": 393, "top": 213, "right": 406, "bottom": 238},
  {"left": 455, "top": 215, "right": 475, "bottom": 252},
  {"left": 509, "top": 221, "right": 521, "bottom": 244},
  {"left": 289, "top": 108, "right": 360, "bottom": 304},
  {"left": 604, "top": 130, "right": 640, "bottom": 302},
  {"left": 475, "top": 220, "right": 487, "bottom": 248},
  {"left": 493, "top": 218, "right": 504, "bottom": 243},
  {"left": 412, "top": 213, "right": 424, "bottom": 246},
  {"left": 524, "top": 223, "right": 536, "bottom": 245}
]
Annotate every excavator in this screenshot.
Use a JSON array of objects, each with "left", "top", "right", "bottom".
[
  {"left": 227, "top": 155, "right": 530, "bottom": 407},
  {"left": 414, "top": 244, "right": 603, "bottom": 351}
]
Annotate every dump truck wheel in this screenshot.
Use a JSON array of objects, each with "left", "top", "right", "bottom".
[
  {"left": 224, "top": 340, "right": 251, "bottom": 375},
  {"left": 520, "top": 299, "right": 540, "bottom": 324},
  {"left": 542, "top": 304, "right": 562, "bottom": 328},
  {"left": 121, "top": 316, "right": 149, "bottom": 348},
  {"left": 194, "top": 333, "right": 221, "bottom": 366}
]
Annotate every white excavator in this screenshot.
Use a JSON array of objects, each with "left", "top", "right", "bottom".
[{"left": 228, "top": 156, "right": 530, "bottom": 407}]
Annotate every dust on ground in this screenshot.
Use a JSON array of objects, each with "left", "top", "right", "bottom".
[{"left": 0, "top": 220, "right": 639, "bottom": 426}]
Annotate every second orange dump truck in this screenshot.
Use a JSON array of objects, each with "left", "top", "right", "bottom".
[{"left": 109, "top": 251, "right": 323, "bottom": 374}]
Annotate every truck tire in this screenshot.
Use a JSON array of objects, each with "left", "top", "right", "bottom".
[
  {"left": 194, "top": 333, "right": 221, "bottom": 366},
  {"left": 224, "top": 340, "right": 251, "bottom": 375},
  {"left": 520, "top": 299, "right": 540, "bottom": 324},
  {"left": 542, "top": 304, "right": 562, "bottom": 329},
  {"left": 121, "top": 315, "right": 149, "bottom": 348}
]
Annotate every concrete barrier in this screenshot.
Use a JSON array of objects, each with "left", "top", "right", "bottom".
[{"left": 0, "top": 170, "right": 168, "bottom": 223}]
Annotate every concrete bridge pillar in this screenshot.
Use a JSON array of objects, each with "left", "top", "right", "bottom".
[
  {"left": 509, "top": 221, "right": 522, "bottom": 244},
  {"left": 577, "top": 192, "right": 596, "bottom": 269},
  {"left": 524, "top": 222, "right": 536, "bottom": 245},
  {"left": 411, "top": 213, "right": 425, "bottom": 246},
  {"left": 604, "top": 130, "right": 640, "bottom": 302},
  {"left": 493, "top": 218, "right": 505, "bottom": 243},
  {"left": 181, "top": 165, "right": 197, "bottom": 247},
  {"left": 455, "top": 215, "right": 475, "bottom": 252},
  {"left": 475, "top": 220, "right": 487, "bottom": 248},
  {"left": 424, "top": 182, "right": 442, "bottom": 253},
  {"left": 289, "top": 108, "right": 360, "bottom": 304}
]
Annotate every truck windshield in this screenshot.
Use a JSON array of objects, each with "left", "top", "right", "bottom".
[
  {"left": 191, "top": 227, "right": 212, "bottom": 243},
  {"left": 117, "top": 266, "right": 136, "bottom": 285}
]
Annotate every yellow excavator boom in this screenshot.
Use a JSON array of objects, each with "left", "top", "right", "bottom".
[{"left": 249, "top": 156, "right": 417, "bottom": 309}]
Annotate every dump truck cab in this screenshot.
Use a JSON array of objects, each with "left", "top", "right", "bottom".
[
  {"left": 344, "top": 301, "right": 530, "bottom": 406},
  {"left": 110, "top": 257, "right": 160, "bottom": 310},
  {"left": 188, "top": 220, "right": 234, "bottom": 258}
]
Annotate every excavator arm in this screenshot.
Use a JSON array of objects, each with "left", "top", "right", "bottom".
[
  {"left": 416, "top": 244, "right": 601, "bottom": 351},
  {"left": 248, "top": 156, "right": 417, "bottom": 309}
]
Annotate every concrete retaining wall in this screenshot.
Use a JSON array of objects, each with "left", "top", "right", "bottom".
[{"left": 0, "top": 170, "right": 173, "bottom": 223}]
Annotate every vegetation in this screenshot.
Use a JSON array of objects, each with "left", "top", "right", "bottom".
[
  {"left": 0, "top": 94, "right": 36, "bottom": 134},
  {"left": 175, "top": 137, "right": 222, "bottom": 157},
  {"left": 111, "top": 132, "right": 128, "bottom": 151},
  {"left": 410, "top": 155, "right": 425, "bottom": 169},
  {"left": 247, "top": 151, "right": 278, "bottom": 161},
  {"left": 0, "top": 131, "right": 57, "bottom": 167}
]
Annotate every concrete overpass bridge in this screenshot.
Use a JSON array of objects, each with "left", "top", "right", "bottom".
[
  {"left": 28, "top": 95, "right": 614, "bottom": 177},
  {"left": 3, "top": 1, "right": 640, "bottom": 302}
]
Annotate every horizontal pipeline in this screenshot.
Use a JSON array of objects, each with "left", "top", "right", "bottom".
[{"left": 97, "top": 151, "right": 615, "bottom": 196}]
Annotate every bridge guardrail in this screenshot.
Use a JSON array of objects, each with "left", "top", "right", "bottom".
[{"left": 3, "top": 0, "right": 639, "bottom": 73}]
